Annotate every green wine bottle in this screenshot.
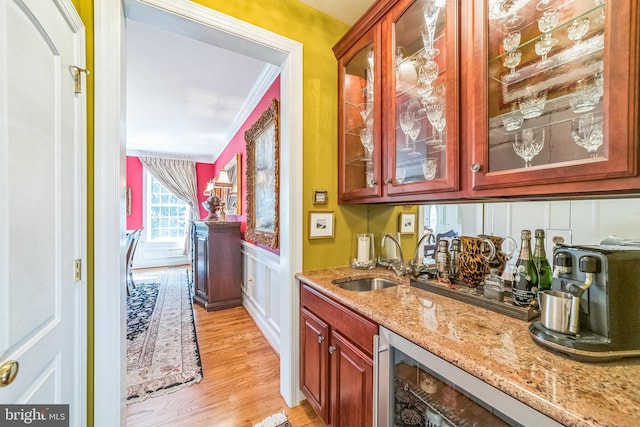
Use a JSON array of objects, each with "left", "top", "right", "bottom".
[
  {"left": 533, "top": 229, "right": 553, "bottom": 291},
  {"left": 512, "top": 229, "right": 538, "bottom": 306}
]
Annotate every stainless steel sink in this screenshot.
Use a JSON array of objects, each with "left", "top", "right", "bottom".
[{"left": 331, "top": 277, "right": 399, "bottom": 292}]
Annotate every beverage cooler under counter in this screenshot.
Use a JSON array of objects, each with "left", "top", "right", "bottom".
[{"left": 376, "top": 327, "right": 562, "bottom": 427}]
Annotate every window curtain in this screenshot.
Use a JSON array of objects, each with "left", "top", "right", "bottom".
[{"left": 139, "top": 156, "right": 200, "bottom": 255}]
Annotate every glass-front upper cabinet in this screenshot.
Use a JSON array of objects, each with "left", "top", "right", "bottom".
[
  {"left": 338, "top": 28, "right": 382, "bottom": 201},
  {"left": 469, "top": 0, "right": 639, "bottom": 191},
  {"left": 384, "top": 0, "right": 459, "bottom": 196}
]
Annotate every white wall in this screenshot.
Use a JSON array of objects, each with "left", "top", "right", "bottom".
[
  {"left": 483, "top": 197, "right": 640, "bottom": 273},
  {"left": 241, "top": 241, "right": 282, "bottom": 353},
  {"left": 423, "top": 197, "right": 640, "bottom": 275}
]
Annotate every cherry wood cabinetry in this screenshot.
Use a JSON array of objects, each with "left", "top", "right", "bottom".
[
  {"left": 334, "top": 0, "right": 640, "bottom": 203},
  {"left": 192, "top": 221, "right": 242, "bottom": 312},
  {"left": 299, "top": 283, "right": 378, "bottom": 426},
  {"left": 335, "top": 0, "right": 460, "bottom": 203}
]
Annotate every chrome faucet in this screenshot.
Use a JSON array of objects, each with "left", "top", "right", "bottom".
[
  {"left": 381, "top": 233, "right": 405, "bottom": 276},
  {"left": 409, "top": 230, "right": 435, "bottom": 276}
]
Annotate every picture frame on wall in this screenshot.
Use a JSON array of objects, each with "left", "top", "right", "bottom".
[
  {"left": 313, "top": 190, "right": 328, "bottom": 205},
  {"left": 245, "top": 99, "right": 279, "bottom": 249},
  {"left": 309, "top": 211, "right": 335, "bottom": 239},
  {"left": 398, "top": 212, "right": 416, "bottom": 234}
]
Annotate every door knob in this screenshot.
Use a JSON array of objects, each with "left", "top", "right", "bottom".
[{"left": 0, "top": 360, "right": 19, "bottom": 387}]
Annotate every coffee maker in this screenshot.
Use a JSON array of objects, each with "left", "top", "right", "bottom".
[{"left": 529, "top": 244, "right": 640, "bottom": 362}]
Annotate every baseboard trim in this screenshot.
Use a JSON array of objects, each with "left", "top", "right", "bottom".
[{"left": 243, "top": 294, "right": 281, "bottom": 355}]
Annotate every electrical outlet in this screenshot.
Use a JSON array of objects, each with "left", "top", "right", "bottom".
[{"left": 547, "top": 229, "right": 572, "bottom": 255}]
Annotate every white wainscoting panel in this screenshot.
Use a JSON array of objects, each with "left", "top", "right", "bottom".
[{"left": 242, "top": 241, "right": 282, "bottom": 353}]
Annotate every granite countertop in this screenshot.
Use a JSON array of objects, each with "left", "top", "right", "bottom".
[{"left": 296, "top": 266, "right": 640, "bottom": 427}]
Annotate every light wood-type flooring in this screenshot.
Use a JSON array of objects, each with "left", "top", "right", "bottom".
[{"left": 126, "top": 298, "right": 325, "bottom": 426}]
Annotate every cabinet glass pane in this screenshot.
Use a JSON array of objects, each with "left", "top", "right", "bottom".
[
  {"left": 344, "top": 42, "right": 375, "bottom": 193},
  {"left": 394, "top": 0, "right": 448, "bottom": 185},
  {"left": 487, "top": 0, "right": 606, "bottom": 172}
]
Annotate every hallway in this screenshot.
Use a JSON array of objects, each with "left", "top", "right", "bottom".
[{"left": 126, "top": 295, "right": 324, "bottom": 426}]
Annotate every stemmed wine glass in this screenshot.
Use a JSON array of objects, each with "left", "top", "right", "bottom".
[
  {"left": 421, "top": 158, "right": 437, "bottom": 180},
  {"left": 537, "top": 9, "right": 559, "bottom": 41},
  {"left": 567, "top": 18, "right": 590, "bottom": 51},
  {"left": 513, "top": 127, "right": 545, "bottom": 168},
  {"left": 535, "top": 38, "right": 557, "bottom": 69},
  {"left": 422, "top": 3, "right": 442, "bottom": 58},
  {"left": 407, "top": 126, "right": 423, "bottom": 157},
  {"left": 360, "top": 127, "right": 373, "bottom": 158},
  {"left": 422, "top": 95, "right": 445, "bottom": 145},
  {"left": 502, "top": 50, "right": 522, "bottom": 81},
  {"left": 399, "top": 111, "right": 416, "bottom": 152},
  {"left": 502, "top": 30, "right": 521, "bottom": 52},
  {"left": 571, "top": 113, "right": 603, "bottom": 158},
  {"left": 431, "top": 118, "right": 447, "bottom": 151},
  {"left": 395, "top": 166, "right": 406, "bottom": 184}
]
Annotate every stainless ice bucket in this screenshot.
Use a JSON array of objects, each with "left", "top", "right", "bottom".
[{"left": 539, "top": 290, "right": 580, "bottom": 334}]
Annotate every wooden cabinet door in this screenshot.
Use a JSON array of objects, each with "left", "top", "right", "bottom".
[
  {"left": 382, "top": 0, "right": 461, "bottom": 198},
  {"left": 300, "top": 307, "right": 330, "bottom": 423},
  {"left": 337, "top": 27, "right": 383, "bottom": 202},
  {"left": 466, "top": 0, "right": 640, "bottom": 197},
  {"left": 193, "top": 230, "right": 208, "bottom": 301},
  {"left": 329, "top": 330, "right": 374, "bottom": 427}
]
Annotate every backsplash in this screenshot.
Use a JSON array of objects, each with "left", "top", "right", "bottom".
[{"left": 422, "top": 197, "right": 640, "bottom": 272}]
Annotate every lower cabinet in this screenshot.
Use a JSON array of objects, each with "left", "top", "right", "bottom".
[
  {"left": 192, "top": 221, "right": 242, "bottom": 312},
  {"left": 299, "top": 282, "right": 377, "bottom": 427}
]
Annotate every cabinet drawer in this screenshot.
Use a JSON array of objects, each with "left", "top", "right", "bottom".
[{"left": 300, "top": 283, "right": 378, "bottom": 356}]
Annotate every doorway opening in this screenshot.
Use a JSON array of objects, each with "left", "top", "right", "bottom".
[{"left": 93, "top": 1, "right": 303, "bottom": 424}]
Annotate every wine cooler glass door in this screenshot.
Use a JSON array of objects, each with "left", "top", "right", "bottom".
[{"left": 377, "top": 327, "right": 563, "bottom": 427}]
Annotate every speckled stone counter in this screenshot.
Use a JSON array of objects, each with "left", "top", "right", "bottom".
[{"left": 296, "top": 266, "right": 640, "bottom": 427}]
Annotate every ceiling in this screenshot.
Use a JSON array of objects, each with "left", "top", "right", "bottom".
[{"left": 125, "top": 1, "right": 375, "bottom": 163}]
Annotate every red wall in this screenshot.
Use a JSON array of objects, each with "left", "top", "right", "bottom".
[
  {"left": 125, "top": 157, "right": 215, "bottom": 230},
  {"left": 126, "top": 75, "right": 281, "bottom": 240},
  {"left": 214, "top": 75, "right": 281, "bottom": 237}
]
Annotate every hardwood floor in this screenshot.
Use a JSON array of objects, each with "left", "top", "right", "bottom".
[{"left": 126, "top": 302, "right": 326, "bottom": 427}]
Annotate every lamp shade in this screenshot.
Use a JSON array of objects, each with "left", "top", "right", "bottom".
[
  {"left": 203, "top": 179, "right": 216, "bottom": 195},
  {"left": 214, "top": 169, "right": 233, "bottom": 188}
]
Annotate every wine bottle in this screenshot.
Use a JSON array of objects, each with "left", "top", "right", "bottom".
[
  {"left": 533, "top": 229, "right": 552, "bottom": 291},
  {"left": 512, "top": 229, "right": 538, "bottom": 306}
]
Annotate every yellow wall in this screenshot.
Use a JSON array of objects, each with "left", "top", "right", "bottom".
[
  {"left": 192, "top": 0, "right": 373, "bottom": 271},
  {"left": 70, "top": 0, "right": 94, "bottom": 424}
]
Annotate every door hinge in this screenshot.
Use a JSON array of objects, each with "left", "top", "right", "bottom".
[
  {"left": 74, "top": 259, "right": 82, "bottom": 281},
  {"left": 69, "top": 66, "right": 90, "bottom": 94}
]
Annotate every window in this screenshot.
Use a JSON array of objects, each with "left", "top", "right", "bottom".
[{"left": 145, "top": 172, "right": 190, "bottom": 242}]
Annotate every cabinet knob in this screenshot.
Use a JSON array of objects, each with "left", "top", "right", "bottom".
[
  {"left": 329, "top": 345, "right": 336, "bottom": 355},
  {"left": 384, "top": 178, "right": 392, "bottom": 184},
  {"left": 471, "top": 163, "right": 481, "bottom": 172},
  {"left": 368, "top": 179, "right": 378, "bottom": 186},
  {"left": 318, "top": 335, "right": 325, "bottom": 344}
]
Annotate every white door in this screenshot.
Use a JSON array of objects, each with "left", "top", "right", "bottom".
[{"left": 0, "top": 0, "right": 86, "bottom": 424}]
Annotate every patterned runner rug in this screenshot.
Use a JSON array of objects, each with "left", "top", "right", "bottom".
[{"left": 126, "top": 268, "right": 203, "bottom": 403}]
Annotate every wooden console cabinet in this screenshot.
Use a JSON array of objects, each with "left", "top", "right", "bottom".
[
  {"left": 299, "top": 282, "right": 378, "bottom": 426},
  {"left": 191, "top": 221, "right": 242, "bottom": 312}
]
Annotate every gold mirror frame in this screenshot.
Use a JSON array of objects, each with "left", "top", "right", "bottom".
[{"left": 245, "top": 98, "right": 279, "bottom": 249}]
